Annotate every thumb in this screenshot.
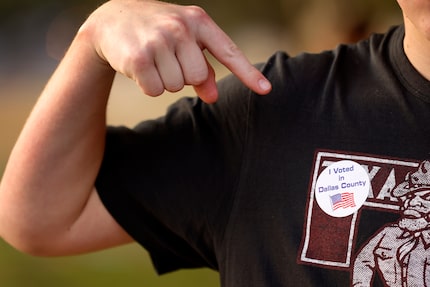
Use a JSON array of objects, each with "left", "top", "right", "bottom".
[{"left": 193, "top": 63, "right": 218, "bottom": 104}]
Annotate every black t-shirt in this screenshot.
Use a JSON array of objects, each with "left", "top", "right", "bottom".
[{"left": 96, "top": 25, "right": 430, "bottom": 286}]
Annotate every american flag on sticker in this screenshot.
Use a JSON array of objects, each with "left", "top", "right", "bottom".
[{"left": 330, "top": 193, "right": 356, "bottom": 211}]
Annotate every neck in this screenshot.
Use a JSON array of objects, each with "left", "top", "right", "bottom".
[{"left": 403, "top": 17, "right": 430, "bottom": 81}]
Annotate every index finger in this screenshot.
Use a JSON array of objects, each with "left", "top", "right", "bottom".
[{"left": 195, "top": 12, "right": 272, "bottom": 95}]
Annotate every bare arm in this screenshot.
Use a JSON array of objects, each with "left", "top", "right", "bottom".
[
  {"left": 0, "top": 0, "right": 271, "bottom": 256},
  {"left": 0, "top": 28, "right": 128, "bottom": 256}
]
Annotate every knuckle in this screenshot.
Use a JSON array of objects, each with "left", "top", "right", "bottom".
[
  {"left": 143, "top": 85, "right": 164, "bottom": 97},
  {"left": 169, "top": 77, "right": 185, "bottom": 91},
  {"left": 184, "top": 5, "right": 208, "bottom": 21},
  {"left": 163, "top": 72, "right": 185, "bottom": 92},
  {"left": 186, "top": 69, "right": 208, "bottom": 86},
  {"left": 122, "top": 42, "right": 153, "bottom": 70},
  {"left": 130, "top": 51, "right": 151, "bottom": 68},
  {"left": 161, "top": 16, "right": 188, "bottom": 40},
  {"left": 224, "top": 42, "right": 241, "bottom": 59},
  {"left": 135, "top": 75, "right": 165, "bottom": 97},
  {"left": 166, "top": 82, "right": 184, "bottom": 93}
]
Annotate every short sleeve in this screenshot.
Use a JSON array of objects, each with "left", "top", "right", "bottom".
[{"left": 95, "top": 73, "right": 253, "bottom": 274}]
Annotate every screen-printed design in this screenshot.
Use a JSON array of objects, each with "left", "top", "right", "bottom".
[{"left": 299, "top": 151, "right": 430, "bottom": 285}]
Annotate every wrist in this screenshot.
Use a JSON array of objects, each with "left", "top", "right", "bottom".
[{"left": 74, "top": 15, "right": 114, "bottom": 74}]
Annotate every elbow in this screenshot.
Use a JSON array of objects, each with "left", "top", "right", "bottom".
[
  {"left": 0, "top": 224, "right": 58, "bottom": 257},
  {"left": 0, "top": 191, "right": 64, "bottom": 257},
  {"left": 0, "top": 209, "right": 78, "bottom": 257},
  {"left": 0, "top": 209, "right": 61, "bottom": 257}
]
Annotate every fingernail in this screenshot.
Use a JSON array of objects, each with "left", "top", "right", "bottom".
[{"left": 259, "top": 79, "right": 272, "bottom": 92}]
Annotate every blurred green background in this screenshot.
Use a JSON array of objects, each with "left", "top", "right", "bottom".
[{"left": 0, "top": 0, "right": 402, "bottom": 286}]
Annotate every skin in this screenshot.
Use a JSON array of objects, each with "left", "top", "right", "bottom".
[
  {"left": 0, "top": 0, "right": 428, "bottom": 258},
  {"left": 397, "top": 0, "right": 430, "bottom": 80},
  {"left": 0, "top": 0, "right": 271, "bottom": 256}
]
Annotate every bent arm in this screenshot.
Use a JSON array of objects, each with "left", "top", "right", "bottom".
[
  {"left": 0, "top": 0, "right": 270, "bottom": 256},
  {"left": 0, "top": 28, "right": 132, "bottom": 256}
]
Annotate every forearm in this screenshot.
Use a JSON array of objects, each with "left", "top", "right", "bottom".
[
  {"left": 0, "top": 26, "right": 115, "bottom": 250},
  {"left": 0, "top": 0, "right": 270, "bottom": 256}
]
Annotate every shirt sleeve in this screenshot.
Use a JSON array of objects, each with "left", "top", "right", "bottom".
[{"left": 95, "top": 71, "right": 254, "bottom": 274}]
